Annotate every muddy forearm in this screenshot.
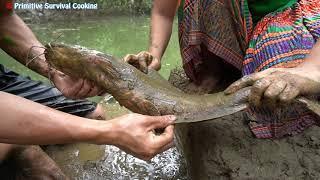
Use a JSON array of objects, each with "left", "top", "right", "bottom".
[
  {"left": 0, "top": 92, "right": 114, "bottom": 145},
  {"left": 0, "top": 12, "right": 49, "bottom": 77},
  {"left": 149, "top": 0, "right": 179, "bottom": 60}
]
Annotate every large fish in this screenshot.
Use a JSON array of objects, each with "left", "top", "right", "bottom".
[{"left": 44, "top": 43, "right": 320, "bottom": 123}]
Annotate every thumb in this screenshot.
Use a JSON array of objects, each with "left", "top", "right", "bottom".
[
  {"left": 224, "top": 68, "right": 277, "bottom": 94},
  {"left": 123, "top": 54, "right": 137, "bottom": 63},
  {"left": 149, "top": 58, "right": 161, "bottom": 71},
  {"left": 148, "top": 115, "right": 176, "bottom": 129}
]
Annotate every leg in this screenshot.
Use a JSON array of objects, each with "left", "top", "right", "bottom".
[
  {"left": 0, "top": 144, "right": 68, "bottom": 180},
  {"left": 185, "top": 47, "right": 241, "bottom": 94}
]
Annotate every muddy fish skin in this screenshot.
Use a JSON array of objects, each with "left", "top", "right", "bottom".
[{"left": 44, "top": 43, "right": 319, "bottom": 123}]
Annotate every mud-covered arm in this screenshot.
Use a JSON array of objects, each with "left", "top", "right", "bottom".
[
  {"left": 0, "top": 0, "right": 49, "bottom": 77},
  {"left": 0, "top": 91, "right": 175, "bottom": 160}
]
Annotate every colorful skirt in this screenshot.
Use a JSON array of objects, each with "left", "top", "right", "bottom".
[{"left": 178, "top": 0, "right": 320, "bottom": 138}]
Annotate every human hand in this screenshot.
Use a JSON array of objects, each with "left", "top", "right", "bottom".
[
  {"left": 49, "top": 69, "right": 104, "bottom": 99},
  {"left": 224, "top": 68, "right": 320, "bottom": 106},
  {"left": 107, "top": 113, "right": 175, "bottom": 161},
  {"left": 123, "top": 51, "right": 161, "bottom": 73}
]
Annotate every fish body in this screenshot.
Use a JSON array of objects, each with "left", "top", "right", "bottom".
[{"left": 45, "top": 43, "right": 319, "bottom": 123}]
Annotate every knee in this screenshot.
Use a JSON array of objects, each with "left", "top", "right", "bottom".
[{"left": 85, "top": 103, "right": 106, "bottom": 120}]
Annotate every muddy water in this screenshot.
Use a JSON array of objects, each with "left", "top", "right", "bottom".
[
  {"left": 0, "top": 16, "right": 186, "bottom": 179},
  {"left": 45, "top": 99, "right": 187, "bottom": 179}
]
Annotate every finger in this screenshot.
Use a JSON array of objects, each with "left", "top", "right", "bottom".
[
  {"left": 138, "top": 57, "right": 148, "bottom": 74},
  {"left": 124, "top": 54, "right": 142, "bottom": 70},
  {"left": 136, "top": 52, "right": 152, "bottom": 72},
  {"left": 76, "top": 79, "right": 92, "bottom": 98},
  {"left": 147, "top": 115, "right": 176, "bottom": 129},
  {"left": 123, "top": 54, "right": 138, "bottom": 63},
  {"left": 156, "top": 141, "right": 174, "bottom": 155},
  {"left": 62, "top": 78, "right": 83, "bottom": 99},
  {"left": 224, "top": 69, "right": 275, "bottom": 94},
  {"left": 143, "top": 52, "right": 154, "bottom": 66},
  {"left": 149, "top": 59, "right": 161, "bottom": 71},
  {"left": 249, "top": 78, "right": 272, "bottom": 106},
  {"left": 264, "top": 80, "right": 287, "bottom": 100},
  {"left": 137, "top": 51, "right": 152, "bottom": 62},
  {"left": 87, "top": 84, "right": 100, "bottom": 97},
  {"left": 279, "top": 85, "right": 300, "bottom": 103},
  {"left": 152, "top": 125, "right": 174, "bottom": 147},
  {"left": 98, "top": 89, "right": 106, "bottom": 96},
  {"left": 224, "top": 74, "right": 260, "bottom": 94}
]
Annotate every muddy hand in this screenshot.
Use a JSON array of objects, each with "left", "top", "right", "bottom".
[
  {"left": 123, "top": 51, "right": 161, "bottom": 73},
  {"left": 224, "top": 68, "right": 320, "bottom": 106},
  {"left": 109, "top": 114, "right": 175, "bottom": 161}
]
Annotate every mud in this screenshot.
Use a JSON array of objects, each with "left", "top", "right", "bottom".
[
  {"left": 45, "top": 44, "right": 320, "bottom": 179},
  {"left": 170, "top": 68, "right": 320, "bottom": 179}
]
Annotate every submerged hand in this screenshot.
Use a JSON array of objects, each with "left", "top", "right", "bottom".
[
  {"left": 109, "top": 113, "right": 175, "bottom": 161},
  {"left": 50, "top": 69, "right": 104, "bottom": 99},
  {"left": 123, "top": 51, "right": 161, "bottom": 73},
  {"left": 224, "top": 68, "right": 320, "bottom": 106}
]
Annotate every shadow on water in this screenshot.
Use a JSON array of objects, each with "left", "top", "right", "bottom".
[{"left": 0, "top": 16, "right": 186, "bottom": 179}]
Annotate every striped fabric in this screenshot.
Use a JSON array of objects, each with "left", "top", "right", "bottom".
[
  {"left": 178, "top": 0, "right": 245, "bottom": 81},
  {"left": 178, "top": 0, "right": 320, "bottom": 138}
]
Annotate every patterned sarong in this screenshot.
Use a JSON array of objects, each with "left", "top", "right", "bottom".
[{"left": 178, "top": 0, "right": 320, "bottom": 138}]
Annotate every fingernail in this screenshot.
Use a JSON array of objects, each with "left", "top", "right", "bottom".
[
  {"left": 224, "top": 89, "right": 232, "bottom": 94},
  {"left": 168, "top": 115, "right": 176, "bottom": 122}
]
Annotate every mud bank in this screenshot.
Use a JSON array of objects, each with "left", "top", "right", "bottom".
[{"left": 170, "top": 68, "right": 320, "bottom": 180}]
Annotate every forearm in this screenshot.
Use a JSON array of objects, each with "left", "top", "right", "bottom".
[
  {"left": 0, "top": 11, "right": 49, "bottom": 77},
  {"left": 300, "top": 41, "right": 320, "bottom": 70},
  {"left": 0, "top": 91, "right": 112, "bottom": 145},
  {"left": 296, "top": 40, "right": 320, "bottom": 80},
  {"left": 148, "top": 0, "right": 179, "bottom": 60}
]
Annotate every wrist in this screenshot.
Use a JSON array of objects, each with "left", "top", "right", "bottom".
[
  {"left": 148, "top": 47, "right": 163, "bottom": 62},
  {"left": 78, "top": 119, "right": 116, "bottom": 145},
  {"left": 294, "top": 62, "right": 320, "bottom": 81}
]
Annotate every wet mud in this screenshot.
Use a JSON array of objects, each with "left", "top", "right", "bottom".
[{"left": 170, "top": 68, "right": 320, "bottom": 180}]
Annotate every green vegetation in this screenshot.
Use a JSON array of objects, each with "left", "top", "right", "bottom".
[{"left": 99, "top": 0, "right": 152, "bottom": 15}]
